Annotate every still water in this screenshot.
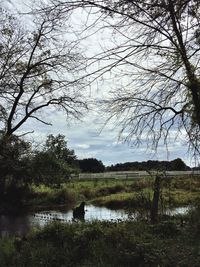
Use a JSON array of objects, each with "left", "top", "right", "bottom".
[{"left": 0, "top": 205, "right": 190, "bottom": 237}]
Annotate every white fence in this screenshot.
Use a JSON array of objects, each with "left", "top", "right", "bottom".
[{"left": 73, "top": 171, "right": 200, "bottom": 180}]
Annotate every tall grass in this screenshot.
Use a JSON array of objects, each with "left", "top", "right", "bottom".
[
  {"left": 27, "top": 176, "right": 200, "bottom": 211},
  {"left": 28, "top": 185, "right": 77, "bottom": 209}
]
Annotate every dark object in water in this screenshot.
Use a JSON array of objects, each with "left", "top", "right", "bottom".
[{"left": 73, "top": 201, "right": 85, "bottom": 221}]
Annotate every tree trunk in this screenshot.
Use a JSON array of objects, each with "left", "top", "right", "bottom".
[{"left": 151, "top": 175, "right": 161, "bottom": 224}]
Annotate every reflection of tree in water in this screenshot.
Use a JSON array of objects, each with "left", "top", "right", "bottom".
[
  {"left": 0, "top": 215, "right": 31, "bottom": 237},
  {"left": 73, "top": 202, "right": 85, "bottom": 222}
]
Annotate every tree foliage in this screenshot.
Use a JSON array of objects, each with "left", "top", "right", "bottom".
[
  {"left": 44, "top": 134, "right": 76, "bottom": 164},
  {"left": 0, "top": 132, "right": 32, "bottom": 181},
  {"left": 107, "top": 158, "right": 190, "bottom": 171},
  {"left": 0, "top": 132, "right": 32, "bottom": 208},
  {"left": 32, "top": 134, "right": 77, "bottom": 186},
  {"left": 78, "top": 158, "right": 105, "bottom": 173}
]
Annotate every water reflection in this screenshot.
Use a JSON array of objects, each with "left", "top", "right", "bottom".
[
  {"left": 34, "top": 205, "right": 129, "bottom": 226},
  {"left": 0, "top": 205, "right": 191, "bottom": 237},
  {"left": 165, "top": 206, "right": 191, "bottom": 216},
  {"left": 0, "top": 214, "right": 34, "bottom": 237}
]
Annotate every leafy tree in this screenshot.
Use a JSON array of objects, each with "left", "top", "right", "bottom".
[
  {"left": 44, "top": 134, "right": 76, "bottom": 164},
  {"left": 31, "top": 152, "right": 71, "bottom": 186},
  {"left": 32, "top": 134, "right": 77, "bottom": 186},
  {"left": 0, "top": 132, "right": 32, "bottom": 208},
  {"left": 0, "top": 6, "right": 87, "bottom": 137},
  {"left": 78, "top": 158, "right": 105, "bottom": 173},
  {"left": 170, "top": 158, "right": 189, "bottom": 171}
]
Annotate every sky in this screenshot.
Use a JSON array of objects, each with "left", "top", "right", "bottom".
[
  {"left": 18, "top": 112, "right": 191, "bottom": 166},
  {"left": 0, "top": 0, "right": 195, "bottom": 167}
]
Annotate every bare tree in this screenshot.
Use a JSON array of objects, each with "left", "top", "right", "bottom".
[
  {"left": 51, "top": 0, "right": 200, "bottom": 157},
  {"left": 0, "top": 5, "right": 88, "bottom": 137}
]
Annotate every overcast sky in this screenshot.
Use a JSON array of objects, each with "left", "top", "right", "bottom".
[{"left": 1, "top": 0, "right": 194, "bottom": 167}]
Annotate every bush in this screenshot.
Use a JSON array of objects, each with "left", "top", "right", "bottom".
[
  {"left": 1, "top": 218, "right": 200, "bottom": 267},
  {"left": 152, "top": 221, "right": 179, "bottom": 237},
  {"left": 3, "top": 220, "right": 199, "bottom": 267}
]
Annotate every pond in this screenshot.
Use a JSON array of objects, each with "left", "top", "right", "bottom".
[{"left": 0, "top": 205, "right": 191, "bottom": 237}]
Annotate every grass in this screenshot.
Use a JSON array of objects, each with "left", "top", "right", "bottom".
[
  {"left": 91, "top": 190, "right": 152, "bottom": 210},
  {"left": 25, "top": 176, "right": 200, "bottom": 212},
  {"left": 26, "top": 185, "right": 77, "bottom": 211}
]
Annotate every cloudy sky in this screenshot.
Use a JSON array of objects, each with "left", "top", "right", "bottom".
[
  {"left": 18, "top": 112, "right": 190, "bottom": 166},
  {"left": 1, "top": 0, "right": 194, "bottom": 167}
]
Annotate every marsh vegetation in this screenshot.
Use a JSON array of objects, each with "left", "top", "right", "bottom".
[{"left": 28, "top": 175, "right": 200, "bottom": 211}]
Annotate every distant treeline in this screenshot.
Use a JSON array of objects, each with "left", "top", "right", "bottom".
[
  {"left": 78, "top": 158, "right": 191, "bottom": 173},
  {"left": 106, "top": 158, "right": 190, "bottom": 172},
  {"left": 78, "top": 158, "right": 105, "bottom": 173}
]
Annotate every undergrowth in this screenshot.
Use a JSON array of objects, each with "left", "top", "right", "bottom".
[{"left": 1, "top": 210, "right": 200, "bottom": 267}]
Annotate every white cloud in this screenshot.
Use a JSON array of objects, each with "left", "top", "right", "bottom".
[{"left": 75, "top": 144, "right": 90, "bottom": 149}]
